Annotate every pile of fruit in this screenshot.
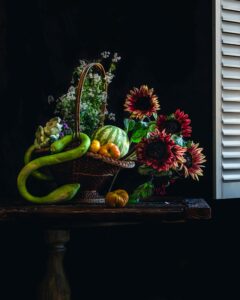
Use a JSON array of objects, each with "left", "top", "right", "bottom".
[{"left": 88, "top": 125, "right": 130, "bottom": 159}]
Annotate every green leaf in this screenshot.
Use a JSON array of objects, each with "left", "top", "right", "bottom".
[
  {"left": 152, "top": 112, "right": 158, "bottom": 120},
  {"left": 124, "top": 119, "right": 135, "bottom": 133},
  {"left": 138, "top": 165, "right": 172, "bottom": 177},
  {"left": 171, "top": 134, "right": 184, "bottom": 146},
  {"left": 130, "top": 181, "right": 154, "bottom": 202},
  {"left": 130, "top": 128, "right": 148, "bottom": 143},
  {"left": 124, "top": 118, "right": 129, "bottom": 132},
  {"left": 148, "top": 123, "right": 157, "bottom": 133},
  {"left": 128, "top": 119, "right": 136, "bottom": 131}
]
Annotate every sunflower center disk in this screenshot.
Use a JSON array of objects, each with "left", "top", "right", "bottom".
[
  {"left": 163, "top": 120, "right": 181, "bottom": 135},
  {"left": 145, "top": 141, "right": 167, "bottom": 161},
  {"left": 134, "top": 96, "right": 152, "bottom": 111},
  {"left": 184, "top": 152, "right": 193, "bottom": 168}
]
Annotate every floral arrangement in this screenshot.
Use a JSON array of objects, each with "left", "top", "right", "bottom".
[
  {"left": 46, "top": 51, "right": 120, "bottom": 139},
  {"left": 18, "top": 51, "right": 206, "bottom": 206},
  {"left": 122, "top": 85, "right": 206, "bottom": 203}
]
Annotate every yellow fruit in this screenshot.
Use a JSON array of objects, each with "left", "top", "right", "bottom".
[{"left": 90, "top": 140, "right": 101, "bottom": 153}]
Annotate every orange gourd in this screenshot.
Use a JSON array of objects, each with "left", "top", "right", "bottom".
[
  {"left": 105, "top": 189, "right": 129, "bottom": 207},
  {"left": 99, "top": 143, "right": 121, "bottom": 159}
]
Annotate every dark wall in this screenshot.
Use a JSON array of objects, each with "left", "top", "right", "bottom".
[{"left": 0, "top": 0, "right": 212, "bottom": 201}]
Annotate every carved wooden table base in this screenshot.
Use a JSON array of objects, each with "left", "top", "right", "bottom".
[
  {"left": 38, "top": 230, "right": 70, "bottom": 300},
  {"left": 0, "top": 198, "right": 211, "bottom": 299}
]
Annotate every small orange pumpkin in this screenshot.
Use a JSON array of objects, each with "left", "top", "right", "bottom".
[
  {"left": 105, "top": 189, "right": 129, "bottom": 208},
  {"left": 99, "top": 143, "right": 121, "bottom": 159},
  {"left": 98, "top": 145, "right": 111, "bottom": 157},
  {"left": 106, "top": 143, "right": 121, "bottom": 159}
]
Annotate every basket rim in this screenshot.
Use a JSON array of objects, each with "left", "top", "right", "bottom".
[
  {"left": 86, "top": 152, "right": 135, "bottom": 168},
  {"left": 34, "top": 147, "right": 135, "bottom": 168}
]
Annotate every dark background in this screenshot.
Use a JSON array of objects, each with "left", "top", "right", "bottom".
[
  {"left": 0, "top": 0, "right": 212, "bottom": 200},
  {"left": 0, "top": 0, "right": 239, "bottom": 300}
]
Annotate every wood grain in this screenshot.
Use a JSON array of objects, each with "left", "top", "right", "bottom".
[{"left": 0, "top": 198, "right": 211, "bottom": 227}]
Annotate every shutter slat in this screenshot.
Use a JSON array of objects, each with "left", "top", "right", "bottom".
[
  {"left": 222, "top": 97, "right": 240, "bottom": 102},
  {"left": 222, "top": 45, "right": 240, "bottom": 57},
  {"left": 222, "top": 107, "right": 240, "bottom": 112},
  {"left": 222, "top": 49, "right": 240, "bottom": 57},
  {"left": 222, "top": 22, "right": 240, "bottom": 35},
  {"left": 222, "top": 78, "right": 240, "bottom": 83},
  {"left": 222, "top": 118, "right": 240, "bottom": 124},
  {"left": 223, "top": 152, "right": 240, "bottom": 158},
  {"left": 222, "top": 0, "right": 240, "bottom": 12},
  {"left": 222, "top": 140, "right": 240, "bottom": 147},
  {"left": 223, "top": 163, "right": 240, "bottom": 169},
  {"left": 222, "top": 10, "right": 240, "bottom": 23},
  {"left": 222, "top": 90, "right": 240, "bottom": 102},
  {"left": 222, "top": 128, "right": 240, "bottom": 135},
  {"left": 222, "top": 174, "right": 240, "bottom": 181},
  {"left": 222, "top": 33, "right": 240, "bottom": 46}
]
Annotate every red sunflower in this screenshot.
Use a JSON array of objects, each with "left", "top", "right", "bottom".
[
  {"left": 124, "top": 85, "right": 160, "bottom": 119},
  {"left": 172, "top": 144, "right": 187, "bottom": 169},
  {"left": 180, "top": 142, "right": 206, "bottom": 181},
  {"left": 136, "top": 130, "right": 184, "bottom": 172},
  {"left": 157, "top": 109, "right": 192, "bottom": 137}
]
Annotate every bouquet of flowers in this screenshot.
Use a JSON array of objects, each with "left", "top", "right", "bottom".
[
  {"left": 122, "top": 85, "right": 206, "bottom": 203},
  {"left": 41, "top": 51, "right": 121, "bottom": 145}
]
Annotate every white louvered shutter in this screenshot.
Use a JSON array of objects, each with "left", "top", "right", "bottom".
[{"left": 215, "top": 0, "right": 240, "bottom": 198}]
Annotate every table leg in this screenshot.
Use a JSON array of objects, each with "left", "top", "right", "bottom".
[{"left": 38, "top": 230, "right": 71, "bottom": 300}]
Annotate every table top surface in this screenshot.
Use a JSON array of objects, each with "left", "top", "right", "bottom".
[{"left": 0, "top": 198, "right": 211, "bottom": 228}]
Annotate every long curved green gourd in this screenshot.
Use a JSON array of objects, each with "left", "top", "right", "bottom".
[
  {"left": 17, "top": 133, "right": 90, "bottom": 204},
  {"left": 24, "top": 135, "right": 74, "bottom": 181},
  {"left": 24, "top": 145, "right": 53, "bottom": 181}
]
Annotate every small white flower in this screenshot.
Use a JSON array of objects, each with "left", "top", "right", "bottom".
[
  {"left": 105, "top": 72, "right": 114, "bottom": 84},
  {"left": 88, "top": 72, "right": 94, "bottom": 79},
  {"left": 101, "top": 51, "right": 111, "bottom": 59},
  {"left": 79, "top": 60, "right": 87, "bottom": 67},
  {"left": 93, "top": 73, "right": 101, "bottom": 83},
  {"left": 101, "top": 92, "right": 108, "bottom": 102},
  {"left": 112, "top": 53, "right": 121, "bottom": 63},
  {"left": 68, "top": 86, "right": 75, "bottom": 94},
  {"left": 81, "top": 103, "right": 88, "bottom": 110},
  {"left": 108, "top": 112, "right": 116, "bottom": 121},
  {"left": 48, "top": 95, "right": 55, "bottom": 104}
]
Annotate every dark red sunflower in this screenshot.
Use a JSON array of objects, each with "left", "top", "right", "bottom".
[
  {"left": 124, "top": 85, "right": 160, "bottom": 119},
  {"left": 180, "top": 142, "right": 206, "bottom": 181},
  {"left": 136, "top": 130, "right": 184, "bottom": 172},
  {"left": 157, "top": 109, "right": 192, "bottom": 137},
  {"left": 171, "top": 144, "right": 187, "bottom": 169}
]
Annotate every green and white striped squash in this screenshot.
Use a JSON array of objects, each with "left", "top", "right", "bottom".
[{"left": 92, "top": 125, "right": 130, "bottom": 158}]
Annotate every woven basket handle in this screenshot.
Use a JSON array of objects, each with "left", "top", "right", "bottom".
[{"left": 75, "top": 62, "right": 107, "bottom": 136}]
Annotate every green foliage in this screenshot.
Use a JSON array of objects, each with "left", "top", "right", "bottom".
[
  {"left": 138, "top": 165, "right": 173, "bottom": 177},
  {"left": 124, "top": 118, "right": 157, "bottom": 143},
  {"left": 129, "top": 181, "right": 154, "bottom": 204}
]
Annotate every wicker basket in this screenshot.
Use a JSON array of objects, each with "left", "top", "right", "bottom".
[{"left": 47, "top": 63, "right": 135, "bottom": 204}]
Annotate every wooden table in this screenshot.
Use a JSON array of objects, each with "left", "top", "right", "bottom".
[{"left": 0, "top": 198, "right": 211, "bottom": 300}]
